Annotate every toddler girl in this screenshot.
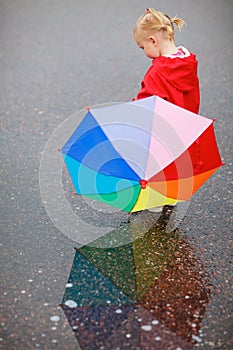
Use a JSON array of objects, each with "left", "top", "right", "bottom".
[
  {"left": 133, "top": 8, "right": 200, "bottom": 114},
  {"left": 132, "top": 8, "right": 200, "bottom": 217}
]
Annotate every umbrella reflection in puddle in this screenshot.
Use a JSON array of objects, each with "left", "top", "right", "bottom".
[{"left": 61, "top": 223, "right": 210, "bottom": 350}]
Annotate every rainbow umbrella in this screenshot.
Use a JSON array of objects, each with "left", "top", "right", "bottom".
[{"left": 61, "top": 96, "right": 223, "bottom": 212}]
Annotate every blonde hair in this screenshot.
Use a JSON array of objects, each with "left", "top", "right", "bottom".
[{"left": 134, "top": 8, "right": 185, "bottom": 40}]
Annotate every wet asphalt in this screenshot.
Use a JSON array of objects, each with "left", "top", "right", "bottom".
[{"left": 0, "top": 0, "right": 233, "bottom": 349}]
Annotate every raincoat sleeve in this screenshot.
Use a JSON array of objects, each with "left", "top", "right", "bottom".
[{"left": 136, "top": 66, "right": 168, "bottom": 100}]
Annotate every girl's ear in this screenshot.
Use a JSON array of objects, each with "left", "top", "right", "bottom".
[{"left": 149, "top": 35, "right": 158, "bottom": 46}]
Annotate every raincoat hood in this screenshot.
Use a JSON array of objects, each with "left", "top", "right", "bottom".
[
  {"left": 136, "top": 49, "right": 200, "bottom": 114},
  {"left": 152, "top": 53, "right": 199, "bottom": 92}
]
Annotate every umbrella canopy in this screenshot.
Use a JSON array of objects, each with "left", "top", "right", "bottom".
[{"left": 61, "top": 96, "right": 223, "bottom": 212}]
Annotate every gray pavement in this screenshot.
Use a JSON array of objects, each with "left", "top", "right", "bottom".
[{"left": 1, "top": 0, "right": 232, "bottom": 349}]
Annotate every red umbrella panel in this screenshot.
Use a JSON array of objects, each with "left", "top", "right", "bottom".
[{"left": 61, "top": 96, "right": 223, "bottom": 212}]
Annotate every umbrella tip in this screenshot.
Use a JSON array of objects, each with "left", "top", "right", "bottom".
[
  {"left": 212, "top": 118, "right": 216, "bottom": 122},
  {"left": 57, "top": 148, "right": 61, "bottom": 152},
  {"left": 140, "top": 179, "right": 148, "bottom": 189},
  {"left": 86, "top": 106, "right": 90, "bottom": 111},
  {"left": 74, "top": 191, "right": 77, "bottom": 195}
]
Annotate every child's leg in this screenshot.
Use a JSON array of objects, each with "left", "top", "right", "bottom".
[{"left": 149, "top": 202, "right": 177, "bottom": 213}]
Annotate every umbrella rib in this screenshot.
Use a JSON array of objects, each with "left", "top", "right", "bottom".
[{"left": 143, "top": 96, "right": 159, "bottom": 180}]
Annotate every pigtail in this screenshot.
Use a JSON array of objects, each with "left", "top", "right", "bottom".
[
  {"left": 171, "top": 16, "right": 186, "bottom": 31},
  {"left": 134, "top": 8, "right": 186, "bottom": 40}
]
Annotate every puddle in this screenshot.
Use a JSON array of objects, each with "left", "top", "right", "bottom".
[{"left": 61, "top": 223, "right": 210, "bottom": 349}]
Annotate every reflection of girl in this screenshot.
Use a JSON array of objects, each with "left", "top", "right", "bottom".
[{"left": 133, "top": 8, "right": 200, "bottom": 114}]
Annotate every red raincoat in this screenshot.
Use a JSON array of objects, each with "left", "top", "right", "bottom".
[{"left": 137, "top": 53, "right": 200, "bottom": 114}]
